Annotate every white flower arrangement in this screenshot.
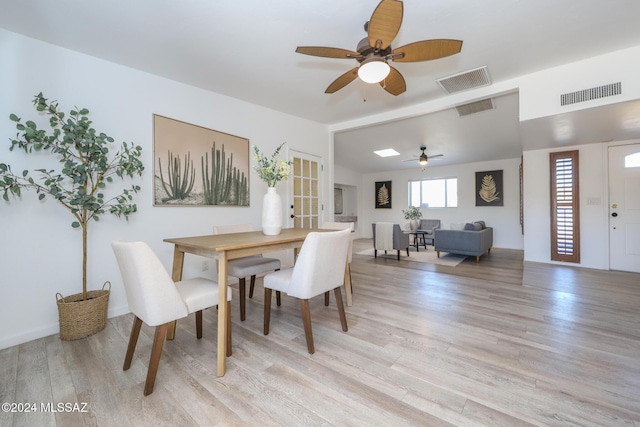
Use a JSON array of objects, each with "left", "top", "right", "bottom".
[{"left": 253, "top": 142, "right": 293, "bottom": 187}]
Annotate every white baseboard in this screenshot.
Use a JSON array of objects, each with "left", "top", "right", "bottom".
[{"left": 0, "top": 304, "right": 131, "bottom": 351}]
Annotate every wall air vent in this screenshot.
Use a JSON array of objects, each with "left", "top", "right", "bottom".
[
  {"left": 436, "top": 66, "right": 491, "bottom": 94},
  {"left": 455, "top": 98, "right": 494, "bottom": 117},
  {"left": 560, "top": 82, "right": 621, "bottom": 106}
]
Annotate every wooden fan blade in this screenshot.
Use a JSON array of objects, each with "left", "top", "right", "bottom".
[
  {"left": 380, "top": 66, "right": 405, "bottom": 96},
  {"left": 367, "top": 0, "right": 403, "bottom": 50},
  {"left": 430, "top": 154, "right": 444, "bottom": 158},
  {"left": 325, "top": 67, "right": 359, "bottom": 94},
  {"left": 392, "top": 39, "right": 463, "bottom": 63},
  {"left": 296, "top": 46, "right": 361, "bottom": 59}
]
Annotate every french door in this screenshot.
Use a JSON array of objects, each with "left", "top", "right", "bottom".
[{"left": 289, "top": 150, "right": 321, "bottom": 229}]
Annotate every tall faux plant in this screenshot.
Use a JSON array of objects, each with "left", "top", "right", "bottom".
[{"left": 0, "top": 93, "right": 144, "bottom": 300}]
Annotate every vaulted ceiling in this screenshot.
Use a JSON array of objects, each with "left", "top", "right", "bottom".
[{"left": 3, "top": 0, "right": 640, "bottom": 172}]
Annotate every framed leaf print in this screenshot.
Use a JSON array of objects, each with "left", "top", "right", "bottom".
[
  {"left": 375, "top": 181, "right": 392, "bottom": 208},
  {"left": 476, "top": 170, "right": 503, "bottom": 206}
]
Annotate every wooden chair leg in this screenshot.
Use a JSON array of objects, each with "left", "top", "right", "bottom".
[
  {"left": 324, "top": 291, "right": 330, "bottom": 306},
  {"left": 374, "top": 249, "right": 377, "bottom": 258},
  {"left": 437, "top": 251, "right": 441, "bottom": 258},
  {"left": 264, "top": 288, "right": 272, "bottom": 335},
  {"left": 476, "top": 255, "right": 480, "bottom": 263},
  {"left": 406, "top": 248, "right": 409, "bottom": 256},
  {"left": 397, "top": 250, "right": 400, "bottom": 260},
  {"left": 239, "top": 277, "right": 246, "bottom": 321},
  {"left": 299, "top": 299, "right": 315, "bottom": 354},
  {"left": 196, "top": 310, "right": 203, "bottom": 339},
  {"left": 334, "top": 287, "right": 348, "bottom": 332},
  {"left": 249, "top": 275, "right": 256, "bottom": 299},
  {"left": 276, "top": 291, "right": 282, "bottom": 307},
  {"left": 226, "top": 300, "right": 232, "bottom": 357},
  {"left": 144, "top": 322, "right": 169, "bottom": 396},
  {"left": 124, "top": 316, "right": 143, "bottom": 371}
]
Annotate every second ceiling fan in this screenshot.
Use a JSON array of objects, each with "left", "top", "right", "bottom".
[
  {"left": 295, "top": 0, "right": 463, "bottom": 95},
  {"left": 403, "top": 146, "right": 444, "bottom": 170}
]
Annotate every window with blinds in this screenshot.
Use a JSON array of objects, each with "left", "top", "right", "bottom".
[{"left": 550, "top": 150, "right": 580, "bottom": 262}]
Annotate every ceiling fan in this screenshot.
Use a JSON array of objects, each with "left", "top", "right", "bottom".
[
  {"left": 295, "top": 0, "right": 463, "bottom": 96},
  {"left": 403, "top": 145, "right": 444, "bottom": 170}
]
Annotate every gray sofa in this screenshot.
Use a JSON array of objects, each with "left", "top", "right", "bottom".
[{"left": 434, "top": 221, "right": 493, "bottom": 262}]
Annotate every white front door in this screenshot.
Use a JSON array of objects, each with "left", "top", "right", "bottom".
[{"left": 609, "top": 143, "right": 640, "bottom": 273}]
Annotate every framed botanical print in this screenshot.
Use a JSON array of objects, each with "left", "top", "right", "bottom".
[
  {"left": 375, "top": 181, "right": 392, "bottom": 208},
  {"left": 476, "top": 170, "right": 503, "bottom": 206}
]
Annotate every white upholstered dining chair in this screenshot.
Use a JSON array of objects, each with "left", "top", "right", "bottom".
[
  {"left": 111, "top": 240, "right": 232, "bottom": 396},
  {"left": 213, "top": 224, "right": 282, "bottom": 321},
  {"left": 320, "top": 221, "right": 354, "bottom": 305},
  {"left": 262, "top": 228, "right": 351, "bottom": 354}
]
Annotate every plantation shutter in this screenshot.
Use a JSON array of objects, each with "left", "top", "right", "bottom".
[{"left": 550, "top": 150, "right": 580, "bottom": 262}]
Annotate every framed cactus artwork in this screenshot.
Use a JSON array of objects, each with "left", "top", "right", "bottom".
[
  {"left": 153, "top": 115, "right": 250, "bottom": 206},
  {"left": 475, "top": 170, "right": 503, "bottom": 206}
]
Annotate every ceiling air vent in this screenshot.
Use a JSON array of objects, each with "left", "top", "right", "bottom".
[
  {"left": 436, "top": 66, "right": 491, "bottom": 94},
  {"left": 560, "top": 82, "right": 621, "bottom": 106},
  {"left": 455, "top": 98, "right": 494, "bottom": 117}
]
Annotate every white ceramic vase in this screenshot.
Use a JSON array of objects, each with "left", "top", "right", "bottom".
[
  {"left": 410, "top": 219, "right": 419, "bottom": 231},
  {"left": 261, "top": 187, "right": 282, "bottom": 235}
]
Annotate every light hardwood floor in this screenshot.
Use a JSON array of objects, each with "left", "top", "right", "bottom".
[{"left": 2, "top": 239, "right": 639, "bottom": 426}]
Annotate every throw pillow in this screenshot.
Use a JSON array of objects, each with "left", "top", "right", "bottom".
[
  {"left": 463, "top": 222, "right": 476, "bottom": 231},
  {"left": 474, "top": 220, "right": 486, "bottom": 229}
]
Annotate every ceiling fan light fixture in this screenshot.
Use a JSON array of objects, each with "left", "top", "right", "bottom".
[
  {"left": 358, "top": 57, "right": 390, "bottom": 83},
  {"left": 419, "top": 153, "right": 428, "bottom": 170}
]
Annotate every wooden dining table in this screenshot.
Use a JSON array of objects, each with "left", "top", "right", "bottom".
[{"left": 164, "top": 227, "right": 353, "bottom": 377}]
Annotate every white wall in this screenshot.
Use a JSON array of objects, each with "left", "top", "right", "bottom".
[
  {"left": 519, "top": 45, "right": 640, "bottom": 121},
  {"left": 0, "top": 29, "right": 330, "bottom": 349},
  {"left": 358, "top": 158, "right": 524, "bottom": 250}
]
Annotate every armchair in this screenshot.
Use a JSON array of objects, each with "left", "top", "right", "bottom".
[
  {"left": 372, "top": 222, "right": 410, "bottom": 260},
  {"left": 418, "top": 219, "right": 441, "bottom": 246}
]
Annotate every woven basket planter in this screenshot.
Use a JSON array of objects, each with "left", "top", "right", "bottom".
[{"left": 56, "top": 281, "right": 111, "bottom": 341}]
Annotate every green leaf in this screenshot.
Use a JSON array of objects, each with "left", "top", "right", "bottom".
[
  {"left": 71, "top": 221, "right": 80, "bottom": 228},
  {"left": 9, "top": 113, "right": 19, "bottom": 122},
  {"left": 38, "top": 193, "right": 45, "bottom": 200}
]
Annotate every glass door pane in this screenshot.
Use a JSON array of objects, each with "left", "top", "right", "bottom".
[{"left": 290, "top": 151, "right": 321, "bottom": 229}]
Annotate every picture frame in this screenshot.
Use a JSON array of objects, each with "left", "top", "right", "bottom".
[
  {"left": 476, "top": 170, "right": 503, "bottom": 206},
  {"left": 153, "top": 115, "right": 250, "bottom": 206},
  {"left": 375, "top": 181, "right": 392, "bottom": 209}
]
